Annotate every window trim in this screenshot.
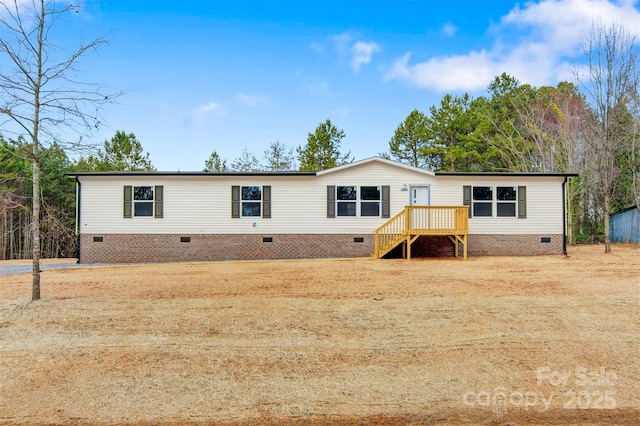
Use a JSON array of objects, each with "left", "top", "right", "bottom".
[
  {"left": 472, "top": 186, "right": 493, "bottom": 217},
  {"left": 241, "top": 185, "right": 262, "bottom": 217},
  {"left": 123, "top": 185, "right": 163, "bottom": 219},
  {"left": 336, "top": 185, "right": 357, "bottom": 217},
  {"left": 133, "top": 186, "right": 154, "bottom": 217},
  {"left": 334, "top": 185, "right": 384, "bottom": 218},
  {"left": 231, "top": 185, "right": 271, "bottom": 219},
  {"left": 360, "top": 185, "right": 382, "bottom": 217},
  {"left": 464, "top": 185, "right": 526, "bottom": 219},
  {"left": 496, "top": 186, "right": 517, "bottom": 217}
]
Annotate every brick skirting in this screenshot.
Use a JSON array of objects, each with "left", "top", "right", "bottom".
[
  {"left": 384, "top": 234, "right": 564, "bottom": 258},
  {"left": 79, "top": 234, "right": 375, "bottom": 264},
  {"left": 467, "top": 234, "right": 564, "bottom": 256},
  {"left": 79, "top": 233, "right": 565, "bottom": 263}
]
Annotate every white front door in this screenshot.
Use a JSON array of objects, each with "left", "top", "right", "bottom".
[
  {"left": 410, "top": 185, "right": 430, "bottom": 229},
  {"left": 411, "top": 185, "right": 430, "bottom": 205}
]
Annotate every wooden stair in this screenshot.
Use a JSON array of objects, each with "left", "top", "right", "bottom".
[{"left": 373, "top": 206, "right": 469, "bottom": 260}]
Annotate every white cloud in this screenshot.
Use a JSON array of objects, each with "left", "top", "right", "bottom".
[
  {"left": 332, "top": 32, "right": 353, "bottom": 55},
  {"left": 442, "top": 23, "right": 457, "bottom": 37},
  {"left": 328, "top": 32, "right": 381, "bottom": 72},
  {"left": 0, "top": 0, "right": 38, "bottom": 22},
  {"left": 502, "top": 0, "right": 640, "bottom": 51},
  {"left": 235, "top": 93, "right": 267, "bottom": 107},
  {"left": 385, "top": 0, "right": 640, "bottom": 92},
  {"left": 191, "top": 101, "right": 224, "bottom": 124},
  {"left": 351, "top": 41, "right": 381, "bottom": 72},
  {"left": 1, "top": 0, "right": 82, "bottom": 18},
  {"left": 386, "top": 51, "right": 499, "bottom": 92},
  {"left": 0, "top": 0, "right": 32, "bottom": 10}
]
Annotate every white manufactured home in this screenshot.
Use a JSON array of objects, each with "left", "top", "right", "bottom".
[{"left": 67, "top": 157, "right": 576, "bottom": 263}]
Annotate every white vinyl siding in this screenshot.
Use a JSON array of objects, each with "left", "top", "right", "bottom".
[
  {"left": 317, "top": 162, "right": 432, "bottom": 228},
  {"left": 77, "top": 161, "right": 566, "bottom": 237},
  {"left": 434, "top": 176, "right": 564, "bottom": 234},
  {"left": 78, "top": 162, "right": 435, "bottom": 235}
]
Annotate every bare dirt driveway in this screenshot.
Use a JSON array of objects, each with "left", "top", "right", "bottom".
[{"left": 0, "top": 244, "right": 638, "bottom": 425}]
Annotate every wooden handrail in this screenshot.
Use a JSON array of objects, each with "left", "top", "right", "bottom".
[
  {"left": 374, "top": 205, "right": 469, "bottom": 259},
  {"left": 374, "top": 208, "right": 407, "bottom": 259}
]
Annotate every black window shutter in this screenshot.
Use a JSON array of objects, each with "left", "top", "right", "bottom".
[
  {"left": 123, "top": 186, "right": 132, "bottom": 218},
  {"left": 154, "top": 185, "right": 164, "bottom": 218},
  {"left": 231, "top": 186, "right": 240, "bottom": 218},
  {"left": 518, "top": 186, "right": 527, "bottom": 219},
  {"left": 381, "top": 185, "right": 390, "bottom": 218},
  {"left": 327, "top": 185, "right": 336, "bottom": 218},
  {"left": 463, "top": 185, "right": 472, "bottom": 218},
  {"left": 262, "top": 185, "right": 271, "bottom": 218}
]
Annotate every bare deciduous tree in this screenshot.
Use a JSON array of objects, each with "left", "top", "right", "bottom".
[
  {"left": 575, "top": 22, "right": 639, "bottom": 253},
  {"left": 231, "top": 147, "right": 261, "bottom": 172},
  {"left": 630, "top": 93, "right": 640, "bottom": 213},
  {"left": 0, "top": 0, "right": 119, "bottom": 300}
]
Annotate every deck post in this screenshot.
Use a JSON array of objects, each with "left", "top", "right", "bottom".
[
  {"left": 463, "top": 234, "right": 467, "bottom": 260},
  {"left": 374, "top": 232, "right": 379, "bottom": 259},
  {"left": 405, "top": 207, "right": 410, "bottom": 233}
]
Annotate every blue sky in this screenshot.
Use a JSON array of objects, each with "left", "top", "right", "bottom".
[{"left": 20, "top": 1, "right": 640, "bottom": 170}]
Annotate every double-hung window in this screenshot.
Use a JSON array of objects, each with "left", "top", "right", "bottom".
[
  {"left": 496, "top": 186, "right": 517, "bottom": 217},
  {"left": 337, "top": 186, "right": 357, "bottom": 216},
  {"left": 241, "top": 186, "right": 262, "bottom": 217},
  {"left": 472, "top": 186, "right": 493, "bottom": 217},
  {"left": 327, "top": 185, "right": 389, "bottom": 218},
  {"left": 123, "top": 185, "right": 163, "bottom": 218},
  {"left": 133, "top": 186, "right": 154, "bottom": 216},
  {"left": 231, "top": 185, "right": 271, "bottom": 218},
  {"left": 464, "top": 185, "right": 525, "bottom": 218},
  {"left": 360, "top": 186, "right": 381, "bottom": 216}
]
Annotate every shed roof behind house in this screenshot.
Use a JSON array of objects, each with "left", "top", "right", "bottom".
[{"left": 611, "top": 205, "right": 639, "bottom": 216}]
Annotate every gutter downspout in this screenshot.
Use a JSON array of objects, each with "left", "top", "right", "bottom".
[
  {"left": 75, "top": 177, "right": 81, "bottom": 263},
  {"left": 562, "top": 176, "right": 567, "bottom": 255}
]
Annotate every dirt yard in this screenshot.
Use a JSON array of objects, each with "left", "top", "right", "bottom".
[{"left": 0, "top": 245, "right": 638, "bottom": 425}]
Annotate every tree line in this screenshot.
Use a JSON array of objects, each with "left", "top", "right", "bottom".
[
  {"left": 3, "top": 55, "right": 638, "bottom": 262},
  {"left": 203, "top": 119, "right": 353, "bottom": 173},
  {"left": 0, "top": 131, "right": 153, "bottom": 260},
  {"left": 382, "top": 70, "right": 639, "bottom": 249},
  {"left": 0, "top": 119, "right": 355, "bottom": 261}
]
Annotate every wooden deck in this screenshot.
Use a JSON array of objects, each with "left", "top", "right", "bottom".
[{"left": 373, "top": 206, "right": 469, "bottom": 260}]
